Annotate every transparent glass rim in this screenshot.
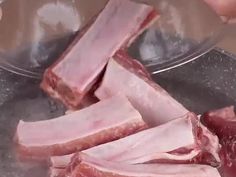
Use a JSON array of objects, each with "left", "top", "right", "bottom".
[
  {"left": 146, "top": 24, "right": 226, "bottom": 75},
  {"left": 0, "top": 24, "right": 226, "bottom": 79}
]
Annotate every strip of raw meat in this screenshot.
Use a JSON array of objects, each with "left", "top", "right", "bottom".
[
  {"left": 68, "top": 153, "right": 221, "bottom": 177},
  {"left": 95, "top": 52, "right": 189, "bottom": 125},
  {"left": 201, "top": 106, "right": 236, "bottom": 177},
  {"left": 15, "top": 95, "right": 147, "bottom": 159},
  {"left": 55, "top": 113, "right": 219, "bottom": 172},
  {"left": 82, "top": 113, "right": 220, "bottom": 166},
  {"left": 41, "top": 0, "right": 159, "bottom": 108}
]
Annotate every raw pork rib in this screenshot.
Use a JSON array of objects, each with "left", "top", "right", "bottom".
[
  {"left": 41, "top": 0, "right": 159, "bottom": 108},
  {"left": 201, "top": 106, "right": 236, "bottom": 177},
  {"left": 81, "top": 113, "right": 220, "bottom": 166},
  {"left": 95, "top": 52, "right": 188, "bottom": 125},
  {"left": 51, "top": 113, "right": 220, "bottom": 170},
  {"left": 69, "top": 153, "right": 221, "bottom": 177},
  {"left": 15, "top": 95, "right": 146, "bottom": 158}
]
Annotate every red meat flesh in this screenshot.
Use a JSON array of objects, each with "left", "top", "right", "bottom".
[
  {"left": 95, "top": 53, "right": 189, "bottom": 126},
  {"left": 15, "top": 95, "right": 147, "bottom": 159},
  {"left": 41, "top": 0, "right": 159, "bottom": 108},
  {"left": 201, "top": 106, "right": 236, "bottom": 177},
  {"left": 68, "top": 153, "right": 221, "bottom": 177}
]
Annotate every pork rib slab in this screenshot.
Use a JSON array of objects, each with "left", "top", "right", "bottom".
[
  {"left": 41, "top": 0, "right": 159, "bottom": 108},
  {"left": 95, "top": 53, "right": 188, "bottom": 125},
  {"left": 81, "top": 113, "right": 220, "bottom": 165},
  {"left": 15, "top": 95, "right": 146, "bottom": 158},
  {"left": 69, "top": 153, "right": 221, "bottom": 177},
  {"left": 51, "top": 113, "right": 220, "bottom": 170}
]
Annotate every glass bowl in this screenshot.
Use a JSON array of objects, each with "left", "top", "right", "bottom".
[{"left": 0, "top": 0, "right": 225, "bottom": 78}]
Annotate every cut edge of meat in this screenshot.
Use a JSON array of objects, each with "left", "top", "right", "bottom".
[
  {"left": 50, "top": 154, "right": 74, "bottom": 168},
  {"left": 124, "top": 8, "right": 160, "bottom": 47},
  {"left": 193, "top": 121, "right": 221, "bottom": 167},
  {"left": 114, "top": 50, "right": 151, "bottom": 79},
  {"left": 40, "top": 16, "right": 97, "bottom": 109}
]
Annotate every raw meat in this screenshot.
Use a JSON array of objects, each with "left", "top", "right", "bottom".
[
  {"left": 81, "top": 113, "right": 220, "bottom": 166},
  {"left": 201, "top": 106, "right": 236, "bottom": 136},
  {"left": 50, "top": 154, "right": 74, "bottom": 169},
  {"left": 201, "top": 106, "right": 236, "bottom": 177},
  {"left": 68, "top": 153, "right": 221, "bottom": 177},
  {"left": 95, "top": 53, "right": 189, "bottom": 125},
  {"left": 41, "top": 0, "right": 159, "bottom": 108},
  {"left": 49, "top": 168, "right": 65, "bottom": 177},
  {"left": 53, "top": 113, "right": 220, "bottom": 170},
  {"left": 15, "top": 95, "right": 147, "bottom": 158}
]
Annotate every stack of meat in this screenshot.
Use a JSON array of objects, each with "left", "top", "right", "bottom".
[{"left": 14, "top": 0, "right": 236, "bottom": 177}]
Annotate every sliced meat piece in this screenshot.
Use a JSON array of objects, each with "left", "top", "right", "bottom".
[
  {"left": 69, "top": 153, "right": 221, "bottom": 177},
  {"left": 201, "top": 106, "right": 236, "bottom": 177},
  {"left": 15, "top": 95, "right": 147, "bottom": 159},
  {"left": 41, "top": 0, "right": 159, "bottom": 108},
  {"left": 58, "top": 113, "right": 219, "bottom": 171},
  {"left": 95, "top": 53, "right": 188, "bottom": 125}
]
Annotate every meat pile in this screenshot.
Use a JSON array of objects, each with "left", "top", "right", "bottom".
[{"left": 13, "top": 0, "right": 235, "bottom": 177}]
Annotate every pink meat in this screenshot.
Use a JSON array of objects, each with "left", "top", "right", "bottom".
[
  {"left": 41, "top": 0, "right": 159, "bottom": 108},
  {"left": 50, "top": 154, "right": 74, "bottom": 169},
  {"left": 201, "top": 106, "right": 236, "bottom": 177},
  {"left": 69, "top": 153, "right": 221, "bottom": 177},
  {"left": 115, "top": 50, "right": 152, "bottom": 79},
  {"left": 95, "top": 54, "right": 189, "bottom": 126},
  {"left": 82, "top": 113, "right": 220, "bottom": 165},
  {"left": 15, "top": 95, "right": 147, "bottom": 159},
  {"left": 52, "top": 113, "right": 220, "bottom": 170},
  {"left": 49, "top": 168, "right": 65, "bottom": 177}
]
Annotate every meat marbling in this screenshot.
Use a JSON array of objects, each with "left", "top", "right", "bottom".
[
  {"left": 15, "top": 95, "right": 147, "bottom": 159},
  {"left": 41, "top": 0, "right": 159, "bottom": 108}
]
